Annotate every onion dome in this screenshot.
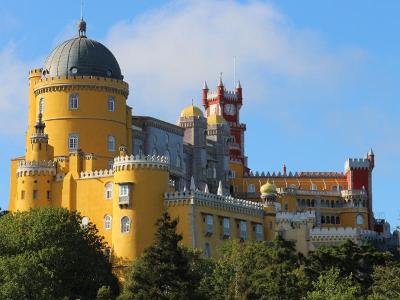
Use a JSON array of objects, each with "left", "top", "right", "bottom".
[
  {"left": 207, "top": 114, "right": 227, "bottom": 125},
  {"left": 180, "top": 105, "right": 203, "bottom": 118},
  {"left": 260, "top": 182, "right": 277, "bottom": 195},
  {"left": 42, "top": 19, "right": 123, "bottom": 80}
]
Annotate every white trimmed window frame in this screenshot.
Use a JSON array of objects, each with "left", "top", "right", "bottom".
[
  {"left": 69, "top": 93, "right": 79, "bottom": 110},
  {"left": 121, "top": 216, "right": 131, "bottom": 233},
  {"left": 68, "top": 134, "right": 79, "bottom": 150},
  {"left": 104, "top": 215, "right": 112, "bottom": 230},
  {"left": 108, "top": 96, "right": 115, "bottom": 112}
]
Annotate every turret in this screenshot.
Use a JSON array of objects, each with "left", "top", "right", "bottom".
[
  {"left": 367, "top": 148, "right": 375, "bottom": 169},
  {"left": 26, "top": 68, "right": 43, "bottom": 146},
  {"left": 260, "top": 182, "right": 278, "bottom": 241},
  {"left": 28, "top": 113, "right": 53, "bottom": 162},
  {"left": 202, "top": 81, "right": 208, "bottom": 107}
]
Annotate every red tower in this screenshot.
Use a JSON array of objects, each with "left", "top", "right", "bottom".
[{"left": 202, "top": 78, "right": 247, "bottom": 168}]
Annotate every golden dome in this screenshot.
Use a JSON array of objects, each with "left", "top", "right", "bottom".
[
  {"left": 180, "top": 105, "right": 203, "bottom": 118},
  {"left": 260, "top": 182, "right": 277, "bottom": 195},
  {"left": 207, "top": 114, "right": 227, "bottom": 125}
]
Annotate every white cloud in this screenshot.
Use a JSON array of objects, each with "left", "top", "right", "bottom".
[
  {"left": 105, "top": 0, "right": 358, "bottom": 121},
  {"left": 0, "top": 45, "right": 31, "bottom": 136}
]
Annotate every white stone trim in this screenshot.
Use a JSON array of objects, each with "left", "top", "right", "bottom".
[
  {"left": 113, "top": 154, "right": 169, "bottom": 171},
  {"left": 17, "top": 160, "right": 56, "bottom": 177}
]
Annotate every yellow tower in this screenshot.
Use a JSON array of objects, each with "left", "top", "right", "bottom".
[{"left": 260, "top": 182, "right": 278, "bottom": 241}]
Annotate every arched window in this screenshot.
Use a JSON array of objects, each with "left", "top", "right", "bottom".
[
  {"left": 321, "top": 216, "right": 325, "bottom": 224},
  {"left": 104, "top": 215, "right": 112, "bottom": 230},
  {"left": 68, "top": 134, "right": 79, "bottom": 150},
  {"left": 152, "top": 148, "right": 158, "bottom": 156},
  {"left": 82, "top": 216, "right": 89, "bottom": 228},
  {"left": 108, "top": 96, "right": 115, "bottom": 112},
  {"left": 165, "top": 133, "right": 169, "bottom": 145},
  {"left": 321, "top": 200, "right": 325, "bottom": 207},
  {"left": 306, "top": 199, "right": 311, "bottom": 207},
  {"left": 39, "top": 97, "right": 45, "bottom": 113},
  {"left": 204, "top": 242, "right": 211, "bottom": 258},
  {"left": 330, "top": 216, "right": 335, "bottom": 224},
  {"left": 105, "top": 182, "right": 113, "bottom": 200},
  {"left": 336, "top": 216, "right": 340, "bottom": 224},
  {"left": 356, "top": 214, "right": 364, "bottom": 225},
  {"left": 326, "top": 216, "right": 330, "bottom": 224},
  {"left": 311, "top": 183, "right": 317, "bottom": 191},
  {"left": 108, "top": 135, "right": 116, "bottom": 152},
  {"left": 311, "top": 199, "right": 315, "bottom": 207},
  {"left": 69, "top": 93, "right": 79, "bottom": 110},
  {"left": 121, "top": 216, "right": 131, "bottom": 233},
  {"left": 301, "top": 199, "right": 305, "bottom": 207},
  {"left": 164, "top": 150, "right": 170, "bottom": 163}
]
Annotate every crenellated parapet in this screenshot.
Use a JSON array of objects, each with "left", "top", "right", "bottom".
[
  {"left": 164, "top": 190, "right": 264, "bottom": 217},
  {"left": 276, "top": 211, "right": 316, "bottom": 224},
  {"left": 310, "top": 227, "right": 383, "bottom": 242},
  {"left": 113, "top": 154, "right": 169, "bottom": 172},
  {"left": 345, "top": 158, "right": 371, "bottom": 172},
  {"left": 80, "top": 169, "right": 113, "bottom": 179},
  {"left": 17, "top": 160, "right": 56, "bottom": 177}
]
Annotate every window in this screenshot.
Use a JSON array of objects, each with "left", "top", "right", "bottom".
[
  {"left": 321, "top": 216, "right": 325, "bottom": 224},
  {"left": 311, "top": 183, "right": 317, "bottom": 191},
  {"left": 108, "top": 159, "right": 114, "bottom": 170},
  {"left": 164, "top": 150, "right": 170, "bottom": 163},
  {"left": 104, "top": 215, "right": 112, "bottom": 230},
  {"left": 46, "top": 191, "right": 51, "bottom": 200},
  {"left": 121, "top": 216, "right": 131, "bottom": 233},
  {"left": 39, "top": 97, "right": 45, "bottom": 113},
  {"left": 69, "top": 134, "right": 79, "bottom": 150},
  {"left": 284, "top": 203, "right": 288, "bottom": 211},
  {"left": 255, "top": 224, "right": 264, "bottom": 241},
  {"left": 247, "top": 184, "right": 255, "bottom": 193},
  {"left": 69, "top": 93, "right": 79, "bottom": 110},
  {"left": 205, "top": 215, "right": 213, "bottom": 234},
  {"left": 105, "top": 183, "right": 113, "bottom": 200},
  {"left": 239, "top": 221, "right": 247, "bottom": 240},
  {"left": 108, "top": 96, "right": 115, "bottom": 112},
  {"left": 228, "top": 170, "right": 236, "bottom": 179},
  {"left": 336, "top": 216, "right": 340, "bottom": 224},
  {"left": 165, "top": 133, "right": 169, "bottom": 145},
  {"left": 330, "top": 216, "right": 335, "bottom": 224},
  {"left": 356, "top": 214, "right": 364, "bottom": 225},
  {"left": 21, "top": 190, "right": 25, "bottom": 200},
  {"left": 119, "top": 184, "right": 131, "bottom": 205},
  {"left": 204, "top": 242, "right": 211, "bottom": 258},
  {"left": 176, "top": 155, "right": 181, "bottom": 168},
  {"left": 326, "top": 216, "right": 330, "bottom": 224},
  {"left": 107, "top": 135, "right": 116, "bottom": 152},
  {"left": 82, "top": 217, "right": 89, "bottom": 228},
  {"left": 33, "top": 190, "right": 38, "bottom": 200},
  {"left": 223, "top": 218, "right": 230, "bottom": 237}
]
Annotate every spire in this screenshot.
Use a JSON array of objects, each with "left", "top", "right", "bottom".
[
  {"left": 218, "top": 72, "right": 224, "bottom": 87},
  {"left": 368, "top": 148, "right": 374, "bottom": 156},
  {"left": 190, "top": 176, "right": 196, "bottom": 191},
  {"left": 34, "top": 113, "right": 46, "bottom": 134},
  {"left": 217, "top": 181, "right": 223, "bottom": 196},
  {"left": 236, "top": 80, "right": 242, "bottom": 89},
  {"left": 203, "top": 81, "right": 208, "bottom": 90},
  {"left": 204, "top": 184, "right": 209, "bottom": 193}
]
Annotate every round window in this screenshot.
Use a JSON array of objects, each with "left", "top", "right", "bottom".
[
  {"left": 106, "top": 70, "right": 112, "bottom": 77},
  {"left": 70, "top": 67, "right": 78, "bottom": 74}
]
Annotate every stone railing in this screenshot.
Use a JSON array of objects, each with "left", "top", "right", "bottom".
[
  {"left": 80, "top": 169, "right": 113, "bottom": 179},
  {"left": 278, "top": 187, "right": 341, "bottom": 197},
  {"left": 17, "top": 160, "right": 56, "bottom": 177},
  {"left": 310, "top": 227, "right": 382, "bottom": 242},
  {"left": 276, "top": 211, "right": 316, "bottom": 223},
  {"left": 341, "top": 189, "right": 368, "bottom": 198},
  {"left": 113, "top": 154, "right": 169, "bottom": 171},
  {"left": 164, "top": 190, "right": 264, "bottom": 217}
]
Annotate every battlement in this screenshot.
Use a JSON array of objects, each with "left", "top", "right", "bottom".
[
  {"left": 29, "top": 68, "right": 43, "bottom": 76},
  {"left": 345, "top": 158, "right": 370, "bottom": 172},
  {"left": 164, "top": 190, "right": 264, "bottom": 216},
  {"left": 276, "top": 211, "right": 315, "bottom": 223},
  {"left": 80, "top": 169, "right": 113, "bottom": 179},
  {"left": 205, "top": 88, "right": 241, "bottom": 102},
  {"left": 310, "top": 227, "right": 382, "bottom": 242},
  {"left": 247, "top": 171, "right": 345, "bottom": 178},
  {"left": 17, "top": 160, "right": 56, "bottom": 177},
  {"left": 113, "top": 154, "right": 169, "bottom": 171}
]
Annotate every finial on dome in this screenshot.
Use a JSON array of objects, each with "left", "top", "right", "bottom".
[{"left": 78, "top": 0, "right": 87, "bottom": 37}]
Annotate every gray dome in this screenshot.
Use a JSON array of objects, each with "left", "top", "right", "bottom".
[{"left": 43, "top": 36, "right": 123, "bottom": 80}]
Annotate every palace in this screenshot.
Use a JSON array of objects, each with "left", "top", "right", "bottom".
[{"left": 8, "top": 19, "right": 392, "bottom": 268}]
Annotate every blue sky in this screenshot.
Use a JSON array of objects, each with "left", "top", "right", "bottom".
[{"left": 0, "top": 0, "right": 399, "bottom": 228}]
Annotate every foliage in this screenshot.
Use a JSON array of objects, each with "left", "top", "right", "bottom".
[
  {"left": 119, "top": 212, "right": 209, "bottom": 300},
  {"left": 205, "top": 236, "right": 308, "bottom": 300},
  {"left": 368, "top": 262, "right": 400, "bottom": 300},
  {"left": 304, "top": 268, "right": 360, "bottom": 300},
  {"left": 96, "top": 285, "right": 114, "bottom": 300},
  {"left": 0, "top": 207, "right": 118, "bottom": 300},
  {"left": 305, "top": 240, "right": 391, "bottom": 296}
]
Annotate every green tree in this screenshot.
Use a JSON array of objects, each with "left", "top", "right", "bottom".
[
  {"left": 368, "top": 262, "right": 400, "bottom": 300},
  {"left": 207, "top": 236, "right": 307, "bottom": 300},
  {"left": 306, "top": 240, "right": 391, "bottom": 296},
  {"left": 96, "top": 285, "right": 114, "bottom": 300},
  {"left": 304, "top": 268, "right": 359, "bottom": 300},
  {"left": 119, "top": 212, "right": 209, "bottom": 300},
  {"left": 0, "top": 207, "right": 118, "bottom": 300}
]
